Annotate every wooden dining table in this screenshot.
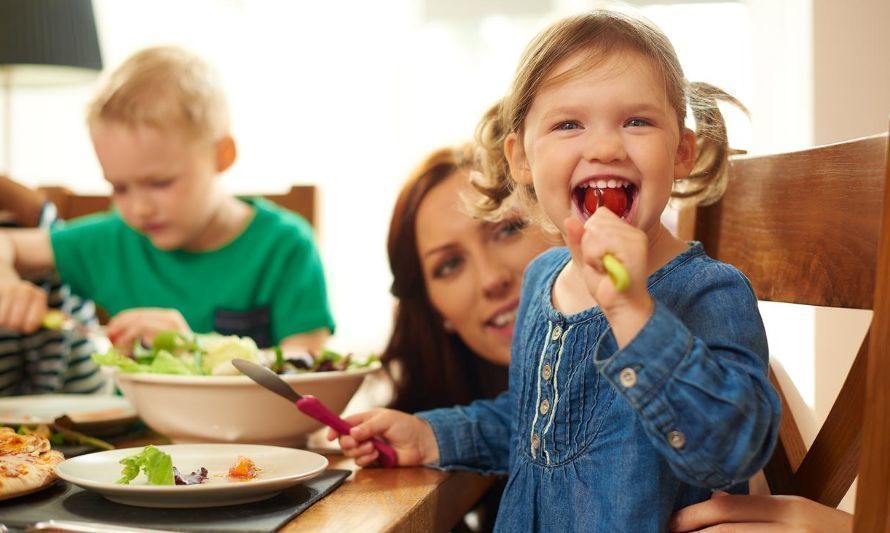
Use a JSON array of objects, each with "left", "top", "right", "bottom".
[
  {"left": 284, "top": 451, "right": 496, "bottom": 532},
  {"left": 115, "top": 433, "right": 497, "bottom": 532}
]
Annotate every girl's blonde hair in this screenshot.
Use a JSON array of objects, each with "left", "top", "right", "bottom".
[
  {"left": 474, "top": 10, "right": 746, "bottom": 225},
  {"left": 87, "top": 46, "right": 230, "bottom": 143}
]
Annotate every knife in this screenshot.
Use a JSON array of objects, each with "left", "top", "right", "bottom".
[
  {"left": 231, "top": 358, "right": 398, "bottom": 467},
  {"left": 22, "top": 520, "right": 171, "bottom": 532}
]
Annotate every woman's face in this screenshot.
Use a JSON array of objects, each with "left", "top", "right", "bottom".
[{"left": 415, "top": 171, "right": 553, "bottom": 366}]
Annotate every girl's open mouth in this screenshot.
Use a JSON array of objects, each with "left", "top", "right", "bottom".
[{"left": 573, "top": 179, "right": 637, "bottom": 220}]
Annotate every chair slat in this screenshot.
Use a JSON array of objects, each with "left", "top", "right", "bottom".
[{"left": 38, "top": 185, "right": 316, "bottom": 227}]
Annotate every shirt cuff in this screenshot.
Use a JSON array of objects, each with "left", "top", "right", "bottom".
[
  {"left": 593, "top": 301, "right": 691, "bottom": 414},
  {"left": 417, "top": 407, "right": 474, "bottom": 467}
]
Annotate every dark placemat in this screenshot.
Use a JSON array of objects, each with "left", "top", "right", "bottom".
[{"left": 0, "top": 469, "right": 350, "bottom": 533}]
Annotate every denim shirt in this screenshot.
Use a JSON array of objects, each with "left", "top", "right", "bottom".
[{"left": 419, "top": 243, "right": 781, "bottom": 532}]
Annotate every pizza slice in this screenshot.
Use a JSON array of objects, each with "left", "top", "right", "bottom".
[{"left": 0, "top": 426, "right": 64, "bottom": 500}]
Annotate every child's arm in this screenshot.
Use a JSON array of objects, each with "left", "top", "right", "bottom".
[
  {"left": 0, "top": 229, "right": 57, "bottom": 332},
  {"left": 326, "top": 408, "right": 440, "bottom": 467},
  {"left": 280, "top": 327, "right": 329, "bottom": 353},
  {"left": 595, "top": 273, "right": 781, "bottom": 489},
  {"left": 0, "top": 228, "right": 55, "bottom": 274},
  {"left": 329, "top": 394, "right": 514, "bottom": 473}
]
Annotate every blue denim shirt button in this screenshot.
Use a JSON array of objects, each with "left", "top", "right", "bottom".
[
  {"left": 619, "top": 367, "right": 637, "bottom": 388},
  {"left": 542, "top": 363, "right": 552, "bottom": 381},
  {"left": 531, "top": 433, "right": 540, "bottom": 452},
  {"left": 540, "top": 399, "right": 550, "bottom": 415},
  {"left": 551, "top": 325, "right": 562, "bottom": 340},
  {"left": 667, "top": 430, "right": 686, "bottom": 449}
]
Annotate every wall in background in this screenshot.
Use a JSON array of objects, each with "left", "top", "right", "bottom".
[{"left": 0, "top": 0, "right": 761, "bottom": 355}]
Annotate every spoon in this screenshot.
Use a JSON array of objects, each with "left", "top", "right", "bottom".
[{"left": 231, "top": 358, "right": 397, "bottom": 467}]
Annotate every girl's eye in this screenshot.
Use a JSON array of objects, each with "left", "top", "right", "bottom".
[
  {"left": 111, "top": 185, "right": 127, "bottom": 195},
  {"left": 494, "top": 218, "right": 528, "bottom": 240},
  {"left": 553, "top": 120, "right": 582, "bottom": 131},
  {"left": 624, "top": 118, "right": 651, "bottom": 128},
  {"left": 432, "top": 255, "right": 464, "bottom": 279}
]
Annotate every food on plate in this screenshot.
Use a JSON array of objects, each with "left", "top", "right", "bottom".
[
  {"left": 92, "top": 331, "right": 379, "bottom": 376},
  {"left": 227, "top": 456, "right": 258, "bottom": 481},
  {"left": 0, "top": 426, "right": 65, "bottom": 500},
  {"left": 118, "top": 446, "right": 260, "bottom": 486},
  {"left": 173, "top": 466, "right": 208, "bottom": 486},
  {"left": 118, "top": 445, "right": 174, "bottom": 485}
]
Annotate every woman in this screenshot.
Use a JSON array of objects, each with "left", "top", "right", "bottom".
[{"left": 383, "top": 144, "right": 555, "bottom": 412}]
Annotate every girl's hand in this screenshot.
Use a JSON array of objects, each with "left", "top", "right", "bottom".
[
  {"left": 325, "top": 408, "right": 439, "bottom": 467},
  {"left": 669, "top": 491, "right": 853, "bottom": 532},
  {"left": 106, "top": 308, "right": 192, "bottom": 352},
  {"left": 0, "top": 279, "right": 48, "bottom": 333},
  {"left": 564, "top": 211, "right": 652, "bottom": 345}
]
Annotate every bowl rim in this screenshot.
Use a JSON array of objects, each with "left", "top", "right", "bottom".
[{"left": 111, "top": 363, "right": 381, "bottom": 386}]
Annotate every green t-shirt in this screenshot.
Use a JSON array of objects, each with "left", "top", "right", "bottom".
[{"left": 50, "top": 198, "right": 335, "bottom": 347}]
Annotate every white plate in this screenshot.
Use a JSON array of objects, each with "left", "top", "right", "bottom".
[
  {"left": 56, "top": 444, "right": 328, "bottom": 508},
  {"left": 0, "top": 394, "right": 136, "bottom": 427}
]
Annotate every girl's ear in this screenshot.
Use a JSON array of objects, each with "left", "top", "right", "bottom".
[
  {"left": 215, "top": 134, "right": 237, "bottom": 173},
  {"left": 504, "top": 133, "right": 533, "bottom": 185},
  {"left": 673, "top": 128, "right": 697, "bottom": 179}
]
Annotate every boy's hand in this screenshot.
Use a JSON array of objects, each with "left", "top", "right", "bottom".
[
  {"left": 106, "top": 308, "right": 191, "bottom": 351},
  {"left": 325, "top": 408, "right": 439, "bottom": 467},
  {"left": 564, "top": 210, "right": 653, "bottom": 346},
  {"left": 0, "top": 279, "right": 48, "bottom": 333}
]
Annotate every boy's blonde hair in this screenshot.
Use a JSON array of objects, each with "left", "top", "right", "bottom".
[
  {"left": 87, "top": 46, "right": 229, "bottom": 143},
  {"left": 474, "top": 10, "right": 746, "bottom": 226}
]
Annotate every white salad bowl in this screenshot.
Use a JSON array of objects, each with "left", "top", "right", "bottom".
[{"left": 113, "top": 365, "right": 379, "bottom": 447}]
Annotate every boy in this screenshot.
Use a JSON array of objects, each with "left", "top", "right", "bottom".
[
  {"left": 0, "top": 47, "right": 334, "bottom": 352},
  {"left": 0, "top": 176, "right": 105, "bottom": 395}
]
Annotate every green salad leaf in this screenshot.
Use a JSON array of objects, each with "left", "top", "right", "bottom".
[
  {"left": 91, "top": 349, "right": 148, "bottom": 373},
  {"left": 91, "top": 331, "right": 380, "bottom": 376},
  {"left": 117, "top": 445, "right": 174, "bottom": 485}
]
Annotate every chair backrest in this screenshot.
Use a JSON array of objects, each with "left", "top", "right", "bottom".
[
  {"left": 38, "top": 185, "right": 317, "bottom": 227},
  {"left": 677, "top": 131, "right": 890, "bottom": 528}
]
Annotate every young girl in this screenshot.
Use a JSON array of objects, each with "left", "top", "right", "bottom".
[{"left": 332, "top": 10, "right": 781, "bottom": 531}]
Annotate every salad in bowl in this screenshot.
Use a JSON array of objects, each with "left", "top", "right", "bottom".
[{"left": 92, "top": 332, "right": 381, "bottom": 446}]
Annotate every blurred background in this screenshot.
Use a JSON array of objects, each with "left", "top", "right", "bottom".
[{"left": 1, "top": 0, "right": 889, "bottom": 509}]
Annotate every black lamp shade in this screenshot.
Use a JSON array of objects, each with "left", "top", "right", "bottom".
[{"left": 0, "top": 0, "right": 102, "bottom": 85}]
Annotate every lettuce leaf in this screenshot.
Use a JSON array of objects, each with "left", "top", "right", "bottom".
[
  {"left": 117, "top": 445, "right": 174, "bottom": 485},
  {"left": 149, "top": 350, "right": 198, "bottom": 375},
  {"left": 91, "top": 349, "right": 148, "bottom": 373}
]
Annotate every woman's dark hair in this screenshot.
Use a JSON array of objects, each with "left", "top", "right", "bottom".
[{"left": 383, "top": 145, "right": 508, "bottom": 412}]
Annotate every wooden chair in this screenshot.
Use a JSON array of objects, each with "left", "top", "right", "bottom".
[
  {"left": 677, "top": 129, "right": 890, "bottom": 530},
  {"left": 38, "top": 184, "right": 317, "bottom": 227}
]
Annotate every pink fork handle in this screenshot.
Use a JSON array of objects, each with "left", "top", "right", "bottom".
[{"left": 295, "top": 396, "right": 398, "bottom": 467}]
